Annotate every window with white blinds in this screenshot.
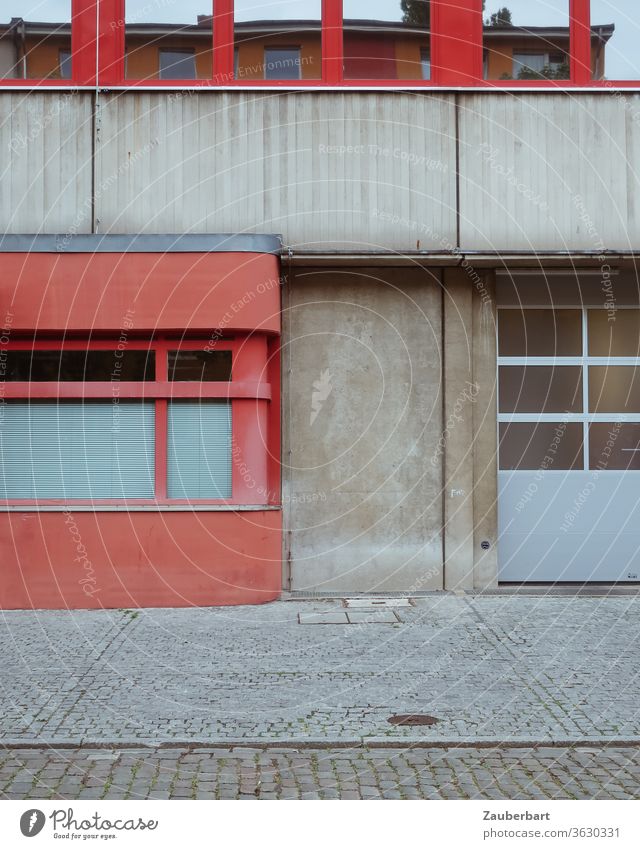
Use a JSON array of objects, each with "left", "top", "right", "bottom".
[
  {"left": 167, "top": 401, "right": 232, "bottom": 498},
  {"left": 0, "top": 402, "right": 155, "bottom": 498}
]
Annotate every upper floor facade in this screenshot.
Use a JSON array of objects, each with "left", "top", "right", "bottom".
[{"left": 0, "top": 1, "right": 636, "bottom": 89}]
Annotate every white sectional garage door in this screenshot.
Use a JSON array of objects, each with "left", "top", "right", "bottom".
[{"left": 498, "top": 305, "right": 640, "bottom": 583}]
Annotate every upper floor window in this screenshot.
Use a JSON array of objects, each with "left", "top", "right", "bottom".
[
  {"left": 59, "top": 48, "right": 71, "bottom": 79},
  {"left": 264, "top": 47, "right": 302, "bottom": 80},
  {"left": 420, "top": 47, "right": 431, "bottom": 80},
  {"left": 159, "top": 49, "right": 197, "bottom": 80},
  {"left": 484, "top": 0, "right": 570, "bottom": 81},
  {"left": 512, "top": 50, "right": 568, "bottom": 78}
]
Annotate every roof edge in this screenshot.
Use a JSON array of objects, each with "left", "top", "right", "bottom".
[{"left": 0, "top": 234, "right": 283, "bottom": 254}]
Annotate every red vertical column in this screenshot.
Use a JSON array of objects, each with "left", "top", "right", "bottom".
[
  {"left": 432, "top": 0, "right": 483, "bottom": 86},
  {"left": 323, "top": 0, "right": 343, "bottom": 85},
  {"left": 266, "top": 337, "right": 281, "bottom": 505},
  {"left": 72, "top": 0, "right": 98, "bottom": 86},
  {"left": 231, "top": 337, "right": 270, "bottom": 503},
  {"left": 214, "top": 0, "right": 234, "bottom": 83},
  {"left": 97, "top": 0, "right": 125, "bottom": 86},
  {"left": 571, "top": 0, "right": 591, "bottom": 85}
]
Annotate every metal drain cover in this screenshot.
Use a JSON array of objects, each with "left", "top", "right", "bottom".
[
  {"left": 387, "top": 714, "right": 439, "bottom": 726},
  {"left": 345, "top": 597, "right": 412, "bottom": 608}
]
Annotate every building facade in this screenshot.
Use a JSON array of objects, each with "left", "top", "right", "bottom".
[{"left": 1, "top": 0, "right": 639, "bottom": 609}]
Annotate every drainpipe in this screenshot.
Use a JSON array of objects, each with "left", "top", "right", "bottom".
[
  {"left": 594, "top": 27, "right": 604, "bottom": 80},
  {"left": 10, "top": 17, "right": 26, "bottom": 79}
]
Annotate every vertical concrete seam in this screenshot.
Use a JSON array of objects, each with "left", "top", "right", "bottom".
[
  {"left": 440, "top": 268, "right": 447, "bottom": 587},
  {"left": 91, "top": 90, "right": 99, "bottom": 234},
  {"left": 454, "top": 92, "right": 461, "bottom": 250}
]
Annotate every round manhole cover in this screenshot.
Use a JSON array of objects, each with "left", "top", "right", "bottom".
[{"left": 387, "top": 714, "right": 439, "bottom": 726}]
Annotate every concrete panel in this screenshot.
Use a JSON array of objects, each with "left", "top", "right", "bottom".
[
  {"left": 0, "top": 93, "right": 93, "bottom": 234},
  {"left": 443, "top": 268, "right": 475, "bottom": 590},
  {"left": 458, "top": 93, "right": 640, "bottom": 250},
  {"left": 284, "top": 267, "right": 443, "bottom": 593},
  {"left": 472, "top": 270, "right": 498, "bottom": 589},
  {"left": 95, "top": 91, "right": 457, "bottom": 250},
  {"left": 442, "top": 267, "right": 498, "bottom": 590}
]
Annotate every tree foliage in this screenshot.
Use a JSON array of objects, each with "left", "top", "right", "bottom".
[
  {"left": 486, "top": 6, "right": 513, "bottom": 26},
  {"left": 401, "top": 0, "right": 430, "bottom": 26}
]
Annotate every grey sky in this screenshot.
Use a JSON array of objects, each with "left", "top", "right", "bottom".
[
  {"left": 0, "top": 0, "right": 70, "bottom": 20},
  {"left": 589, "top": 1, "right": 639, "bottom": 78}
]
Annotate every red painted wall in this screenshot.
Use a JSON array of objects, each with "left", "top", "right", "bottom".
[
  {"left": 0, "top": 248, "right": 283, "bottom": 610},
  {"left": 0, "top": 251, "right": 281, "bottom": 334},
  {"left": 0, "top": 510, "right": 282, "bottom": 609},
  {"left": 344, "top": 36, "right": 397, "bottom": 80}
]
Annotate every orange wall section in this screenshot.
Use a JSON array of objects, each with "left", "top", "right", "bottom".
[
  {"left": 0, "top": 510, "right": 282, "bottom": 609},
  {"left": 24, "top": 37, "right": 71, "bottom": 79}
]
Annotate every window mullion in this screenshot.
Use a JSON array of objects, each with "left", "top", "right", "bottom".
[
  {"left": 154, "top": 341, "right": 168, "bottom": 499},
  {"left": 155, "top": 400, "right": 168, "bottom": 499}
]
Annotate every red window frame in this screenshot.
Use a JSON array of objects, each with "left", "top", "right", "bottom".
[
  {"left": 0, "top": 1, "right": 637, "bottom": 89},
  {"left": 0, "top": 336, "right": 273, "bottom": 507}
]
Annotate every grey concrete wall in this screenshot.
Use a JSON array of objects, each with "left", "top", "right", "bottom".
[
  {"left": 442, "top": 268, "right": 475, "bottom": 590},
  {"left": 471, "top": 271, "right": 498, "bottom": 589},
  {"left": 94, "top": 92, "right": 457, "bottom": 251},
  {"left": 442, "top": 268, "right": 498, "bottom": 591},
  {"left": 1, "top": 90, "right": 639, "bottom": 253},
  {"left": 0, "top": 93, "right": 93, "bottom": 233},
  {"left": 458, "top": 94, "right": 640, "bottom": 251},
  {"left": 283, "top": 267, "right": 444, "bottom": 592}
]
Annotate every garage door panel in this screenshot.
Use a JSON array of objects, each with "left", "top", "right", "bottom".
[
  {"left": 499, "top": 533, "right": 640, "bottom": 582},
  {"left": 500, "top": 472, "right": 640, "bottom": 533}
]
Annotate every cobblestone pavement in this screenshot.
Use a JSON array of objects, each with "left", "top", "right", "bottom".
[
  {"left": 1, "top": 596, "right": 639, "bottom": 745},
  {"left": 1, "top": 746, "right": 639, "bottom": 800}
]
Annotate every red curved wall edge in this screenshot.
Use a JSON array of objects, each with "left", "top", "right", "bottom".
[{"left": 0, "top": 250, "right": 282, "bottom": 610}]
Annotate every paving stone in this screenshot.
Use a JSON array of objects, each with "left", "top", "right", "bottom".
[
  {"left": 0, "top": 599, "right": 639, "bottom": 781},
  {"left": 346, "top": 611, "right": 401, "bottom": 624},
  {"left": 1, "top": 744, "right": 637, "bottom": 799},
  {"left": 298, "top": 612, "right": 349, "bottom": 625}
]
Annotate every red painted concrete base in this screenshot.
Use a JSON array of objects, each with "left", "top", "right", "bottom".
[{"left": 0, "top": 510, "right": 282, "bottom": 609}]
